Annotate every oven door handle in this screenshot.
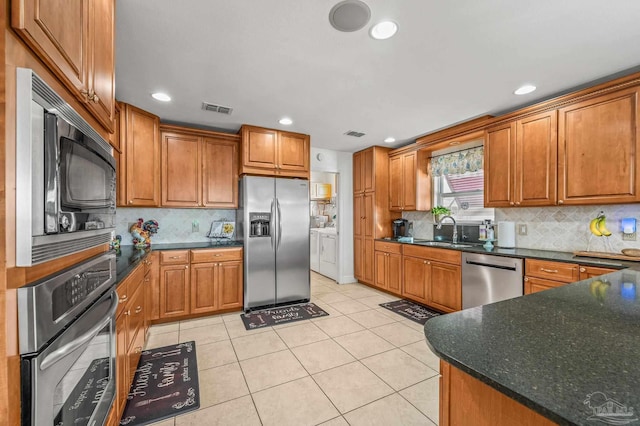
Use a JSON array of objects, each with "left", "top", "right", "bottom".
[{"left": 40, "top": 290, "right": 118, "bottom": 371}]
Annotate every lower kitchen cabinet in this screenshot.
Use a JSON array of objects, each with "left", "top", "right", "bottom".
[
  {"left": 401, "top": 246, "right": 462, "bottom": 312},
  {"left": 524, "top": 276, "right": 565, "bottom": 294},
  {"left": 374, "top": 241, "right": 403, "bottom": 295},
  {"left": 579, "top": 265, "right": 617, "bottom": 280},
  {"left": 159, "top": 263, "right": 191, "bottom": 318},
  {"left": 190, "top": 258, "right": 243, "bottom": 314},
  {"left": 524, "top": 260, "right": 618, "bottom": 294}
]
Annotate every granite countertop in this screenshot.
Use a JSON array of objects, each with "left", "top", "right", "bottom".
[
  {"left": 424, "top": 267, "right": 640, "bottom": 425},
  {"left": 376, "top": 238, "right": 637, "bottom": 270},
  {"left": 114, "top": 240, "right": 243, "bottom": 284}
]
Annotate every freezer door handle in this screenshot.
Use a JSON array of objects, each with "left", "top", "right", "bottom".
[
  {"left": 270, "top": 199, "right": 275, "bottom": 250},
  {"left": 276, "top": 198, "right": 282, "bottom": 251}
]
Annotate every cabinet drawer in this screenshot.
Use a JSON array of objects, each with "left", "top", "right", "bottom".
[
  {"left": 190, "top": 247, "right": 243, "bottom": 263},
  {"left": 403, "top": 245, "right": 461, "bottom": 265},
  {"left": 374, "top": 241, "right": 403, "bottom": 254},
  {"left": 160, "top": 250, "right": 190, "bottom": 264},
  {"left": 117, "top": 263, "right": 144, "bottom": 317},
  {"left": 525, "top": 259, "right": 579, "bottom": 283},
  {"left": 143, "top": 255, "right": 154, "bottom": 275},
  {"left": 524, "top": 276, "right": 568, "bottom": 294}
]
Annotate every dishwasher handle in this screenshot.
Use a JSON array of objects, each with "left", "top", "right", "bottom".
[{"left": 465, "top": 259, "right": 518, "bottom": 272}]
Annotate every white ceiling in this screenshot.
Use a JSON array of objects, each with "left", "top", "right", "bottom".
[{"left": 115, "top": 0, "right": 640, "bottom": 152}]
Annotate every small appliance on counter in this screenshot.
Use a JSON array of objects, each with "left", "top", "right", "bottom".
[
  {"left": 497, "top": 221, "right": 516, "bottom": 248},
  {"left": 392, "top": 219, "right": 409, "bottom": 239}
]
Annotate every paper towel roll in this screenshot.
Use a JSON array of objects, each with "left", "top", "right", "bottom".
[{"left": 497, "top": 221, "right": 516, "bottom": 248}]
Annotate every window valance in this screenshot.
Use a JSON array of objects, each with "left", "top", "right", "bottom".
[{"left": 430, "top": 146, "right": 483, "bottom": 176}]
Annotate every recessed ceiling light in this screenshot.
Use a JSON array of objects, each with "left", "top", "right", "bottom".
[
  {"left": 370, "top": 21, "right": 398, "bottom": 40},
  {"left": 384, "top": 137, "right": 396, "bottom": 143},
  {"left": 279, "top": 117, "right": 293, "bottom": 125},
  {"left": 151, "top": 92, "right": 171, "bottom": 102},
  {"left": 514, "top": 84, "right": 536, "bottom": 95},
  {"left": 329, "top": 0, "right": 371, "bottom": 32}
]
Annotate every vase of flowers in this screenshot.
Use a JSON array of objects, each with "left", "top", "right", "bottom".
[{"left": 431, "top": 206, "right": 451, "bottom": 223}]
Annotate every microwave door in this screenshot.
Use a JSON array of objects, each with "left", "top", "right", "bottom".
[{"left": 44, "top": 112, "right": 59, "bottom": 234}]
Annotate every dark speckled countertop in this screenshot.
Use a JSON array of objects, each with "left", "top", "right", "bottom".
[
  {"left": 114, "top": 240, "right": 243, "bottom": 284},
  {"left": 424, "top": 267, "right": 640, "bottom": 425}
]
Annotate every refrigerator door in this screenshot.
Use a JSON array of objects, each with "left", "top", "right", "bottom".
[
  {"left": 243, "top": 176, "right": 276, "bottom": 310},
  {"left": 275, "top": 179, "right": 310, "bottom": 304}
]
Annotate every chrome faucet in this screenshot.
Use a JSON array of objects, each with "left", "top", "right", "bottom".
[{"left": 436, "top": 215, "right": 457, "bottom": 243}]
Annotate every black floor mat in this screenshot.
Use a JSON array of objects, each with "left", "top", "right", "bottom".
[
  {"left": 119, "top": 341, "right": 199, "bottom": 426},
  {"left": 241, "top": 303, "right": 329, "bottom": 330},
  {"left": 379, "top": 300, "right": 441, "bottom": 325}
]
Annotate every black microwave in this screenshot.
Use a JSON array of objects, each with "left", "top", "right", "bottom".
[{"left": 16, "top": 68, "right": 116, "bottom": 266}]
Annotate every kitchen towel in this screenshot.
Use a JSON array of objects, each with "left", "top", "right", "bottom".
[{"left": 498, "top": 221, "right": 516, "bottom": 248}]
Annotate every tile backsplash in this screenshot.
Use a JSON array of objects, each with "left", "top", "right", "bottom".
[
  {"left": 116, "top": 208, "right": 237, "bottom": 245},
  {"left": 404, "top": 204, "right": 640, "bottom": 252}
]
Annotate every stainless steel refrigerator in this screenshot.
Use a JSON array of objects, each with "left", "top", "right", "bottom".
[{"left": 237, "top": 176, "right": 310, "bottom": 311}]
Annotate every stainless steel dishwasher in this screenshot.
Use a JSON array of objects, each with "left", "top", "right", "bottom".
[{"left": 462, "top": 253, "right": 524, "bottom": 309}]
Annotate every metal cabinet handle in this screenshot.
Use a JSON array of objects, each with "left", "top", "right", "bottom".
[
  {"left": 524, "top": 277, "right": 529, "bottom": 282},
  {"left": 215, "top": 254, "right": 223, "bottom": 257},
  {"left": 128, "top": 200, "right": 133, "bottom": 204},
  {"left": 125, "top": 309, "right": 131, "bottom": 316},
  {"left": 92, "top": 93, "right": 100, "bottom": 103},
  {"left": 558, "top": 200, "right": 564, "bottom": 204},
  {"left": 135, "top": 306, "right": 143, "bottom": 314},
  {"left": 185, "top": 265, "right": 189, "bottom": 269},
  {"left": 579, "top": 267, "right": 586, "bottom": 272},
  {"left": 515, "top": 202, "right": 521, "bottom": 206},
  {"left": 169, "top": 256, "right": 181, "bottom": 259},
  {"left": 144, "top": 278, "right": 150, "bottom": 282},
  {"left": 119, "top": 294, "right": 128, "bottom": 303},
  {"left": 510, "top": 202, "right": 515, "bottom": 206},
  {"left": 540, "top": 267, "right": 558, "bottom": 273}
]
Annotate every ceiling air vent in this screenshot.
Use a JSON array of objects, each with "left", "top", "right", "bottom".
[
  {"left": 344, "top": 130, "right": 366, "bottom": 137},
  {"left": 202, "top": 102, "right": 233, "bottom": 115}
]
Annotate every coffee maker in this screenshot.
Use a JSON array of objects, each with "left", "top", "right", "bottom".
[{"left": 392, "top": 219, "right": 409, "bottom": 239}]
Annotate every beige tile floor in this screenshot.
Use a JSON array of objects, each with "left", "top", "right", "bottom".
[{"left": 143, "top": 272, "right": 441, "bottom": 426}]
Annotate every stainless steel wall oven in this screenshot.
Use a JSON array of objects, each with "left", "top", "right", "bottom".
[
  {"left": 18, "top": 252, "right": 117, "bottom": 426},
  {"left": 16, "top": 68, "right": 116, "bottom": 266}
]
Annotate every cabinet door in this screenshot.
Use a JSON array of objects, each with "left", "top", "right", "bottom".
[
  {"left": 190, "top": 263, "right": 217, "bottom": 315},
  {"left": 203, "top": 138, "right": 238, "bottom": 208},
  {"left": 115, "top": 312, "right": 128, "bottom": 419},
  {"left": 402, "top": 152, "right": 417, "bottom": 211},
  {"left": 402, "top": 256, "right": 429, "bottom": 304},
  {"left": 524, "top": 276, "right": 565, "bottom": 294},
  {"left": 86, "top": 0, "right": 115, "bottom": 131},
  {"left": 362, "top": 238, "right": 375, "bottom": 284},
  {"left": 354, "top": 237, "right": 363, "bottom": 281},
  {"left": 12, "top": 0, "right": 89, "bottom": 96},
  {"left": 374, "top": 251, "right": 388, "bottom": 289},
  {"left": 558, "top": 87, "right": 640, "bottom": 204},
  {"left": 389, "top": 155, "right": 403, "bottom": 211},
  {"left": 429, "top": 262, "right": 461, "bottom": 312},
  {"left": 161, "top": 132, "right": 201, "bottom": 207},
  {"left": 484, "top": 123, "right": 516, "bottom": 207},
  {"left": 278, "top": 132, "right": 309, "bottom": 174},
  {"left": 363, "top": 193, "right": 374, "bottom": 239},
  {"left": 159, "top": 264, "right": 190, "bottom": 318},
  {"left": 217, "top": 261, "right": 243, "bottom": 310},
  {"left": 515, "top": 111, "right": 558, "bottom": 206},
  {"left": 353, "top": 151, "right": 363, "bottom": 193},
  {"left": 387, "top": 253, "right": 403, "bottom": 295},
  {"left": 363, "top": 148, "right": 375, "bottom": 192},
  {"left": 145, "top": 253, "right": 160, "bottom": 322},
  {"left": 579, "top": 265, "right": 617, "bottom": 280},
  {"left": 242, "top": 126, "right": 278, "bottom": 170},
  {"left": 353, "top": 195, "right": 363, "bottom": 237},
  {"left": 124, "top": 104, "right": 160, "bottom": 206}
]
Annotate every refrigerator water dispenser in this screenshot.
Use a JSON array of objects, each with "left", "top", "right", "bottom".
[{"left": 249, "top": 212, "right": 271, "bottom": 237}]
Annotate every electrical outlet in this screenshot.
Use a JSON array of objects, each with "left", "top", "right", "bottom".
[
  {"left": 623, "top": 232, "right": 636, "bottom": 241},
  {"left": 518, "top": 224, "right": 527, "bottom": 236},
  {"left": 192, "top": 220, "right": 199, "bottom": 233}
]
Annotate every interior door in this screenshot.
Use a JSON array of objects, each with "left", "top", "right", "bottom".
[{"left": 275, "top": 179, "right": 310, "bottom": 304}]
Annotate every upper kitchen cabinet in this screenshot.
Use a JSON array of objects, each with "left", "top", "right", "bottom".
[
  {"left": 485, "top": 110, "right": 558, "bottom": 207},
  {"left": 558, "top": 87, "right": 640, "bottom": 205},
  {"left": 12, "top": 0, "right": 116, "bottom": 132},
  {"left": 240, "top": 125, "right": 310, "bottom": 178},
  {"left": 353, "top": 148, "right": 374, "bottom": 193},
  {"left": 160, "top": 125, "right": 239, "bottom": 208},
  {"left": 118, "top": 103, "right": 161, "bottom": 207},
  {"left": 389, "top": 149, "right": 431, "bottom": 211}
]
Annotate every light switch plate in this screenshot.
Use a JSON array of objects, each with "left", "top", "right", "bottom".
[
  {"left": 518, "top": 224, "right": 527, "bottom": 236},
  {"left": 192, "top": 220, "right": 199, "bottom": 233}
]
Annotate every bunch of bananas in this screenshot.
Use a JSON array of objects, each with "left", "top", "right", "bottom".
[
  {"left": 589, "top": 279, "right": 610, "bottom": 303},
  {"left": 589, "top": 212, "right": 612, "bottom": 237}
]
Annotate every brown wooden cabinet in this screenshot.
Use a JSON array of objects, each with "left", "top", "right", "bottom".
[
  {"left": 373, "top": 241, "right": 403, "bottom": 295},
  {"left": 579, "top": 265, "right": 617, "bottom": 280},
  {"left": 240, "top": 125, "right": 310, "bottom": 178},
  {"left": 558, "top": 86, "right": 640, "bottom": 205},
  {"left": 485, "top": 110, "right": 557, "bottom": 207},
  {"left": 119, "top": 103, "right": 161, "bottom": 207},
  {"left": 12, "top": 0, "right": 115, "bottom": 132},
  {"left": 160, "top": 125, "right": 239, "bottom": 208},
  {"left": 144, "top": 252, "right": 159, "bottom": 326},
  {"left": 353, "top": 147, "right": 399, "bottom": 285},
  {"left": 159, "top": 261, "right": 190, "bottom": 318},
  {"left": 401, "top": 245, "right": 462, "bottom": 312},
  {"left": 389, "top": 150, "right": 431, "bottom": 212},
  {"left": 525, "top": 260, "right": 618, "bottom": 294}
]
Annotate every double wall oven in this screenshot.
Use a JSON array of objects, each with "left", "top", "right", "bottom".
[{"left": 19, "top": 252, "right": 118, "bottom": 426}]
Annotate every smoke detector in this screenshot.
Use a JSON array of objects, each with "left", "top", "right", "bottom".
[
  {"left": 329, "top": 1, "right": 371, "bottom": 32},
  {"left": 344, "top": 130, "right": 366, "bottom": 137},
  {"left": 202, "top": 102, "right": 233, "bottom": 115}
]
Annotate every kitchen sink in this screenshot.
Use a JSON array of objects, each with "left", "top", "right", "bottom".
[{"left": 413, "top": 240, "right": 475, "bottom": 248}]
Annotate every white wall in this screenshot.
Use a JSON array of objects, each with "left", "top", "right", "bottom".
[{"left": 311, "top": 147, "right": 355, "bottom": 284}]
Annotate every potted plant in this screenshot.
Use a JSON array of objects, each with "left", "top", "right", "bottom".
[{"left": 431, "top": 206, "right": 451, "bottom": 223}]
